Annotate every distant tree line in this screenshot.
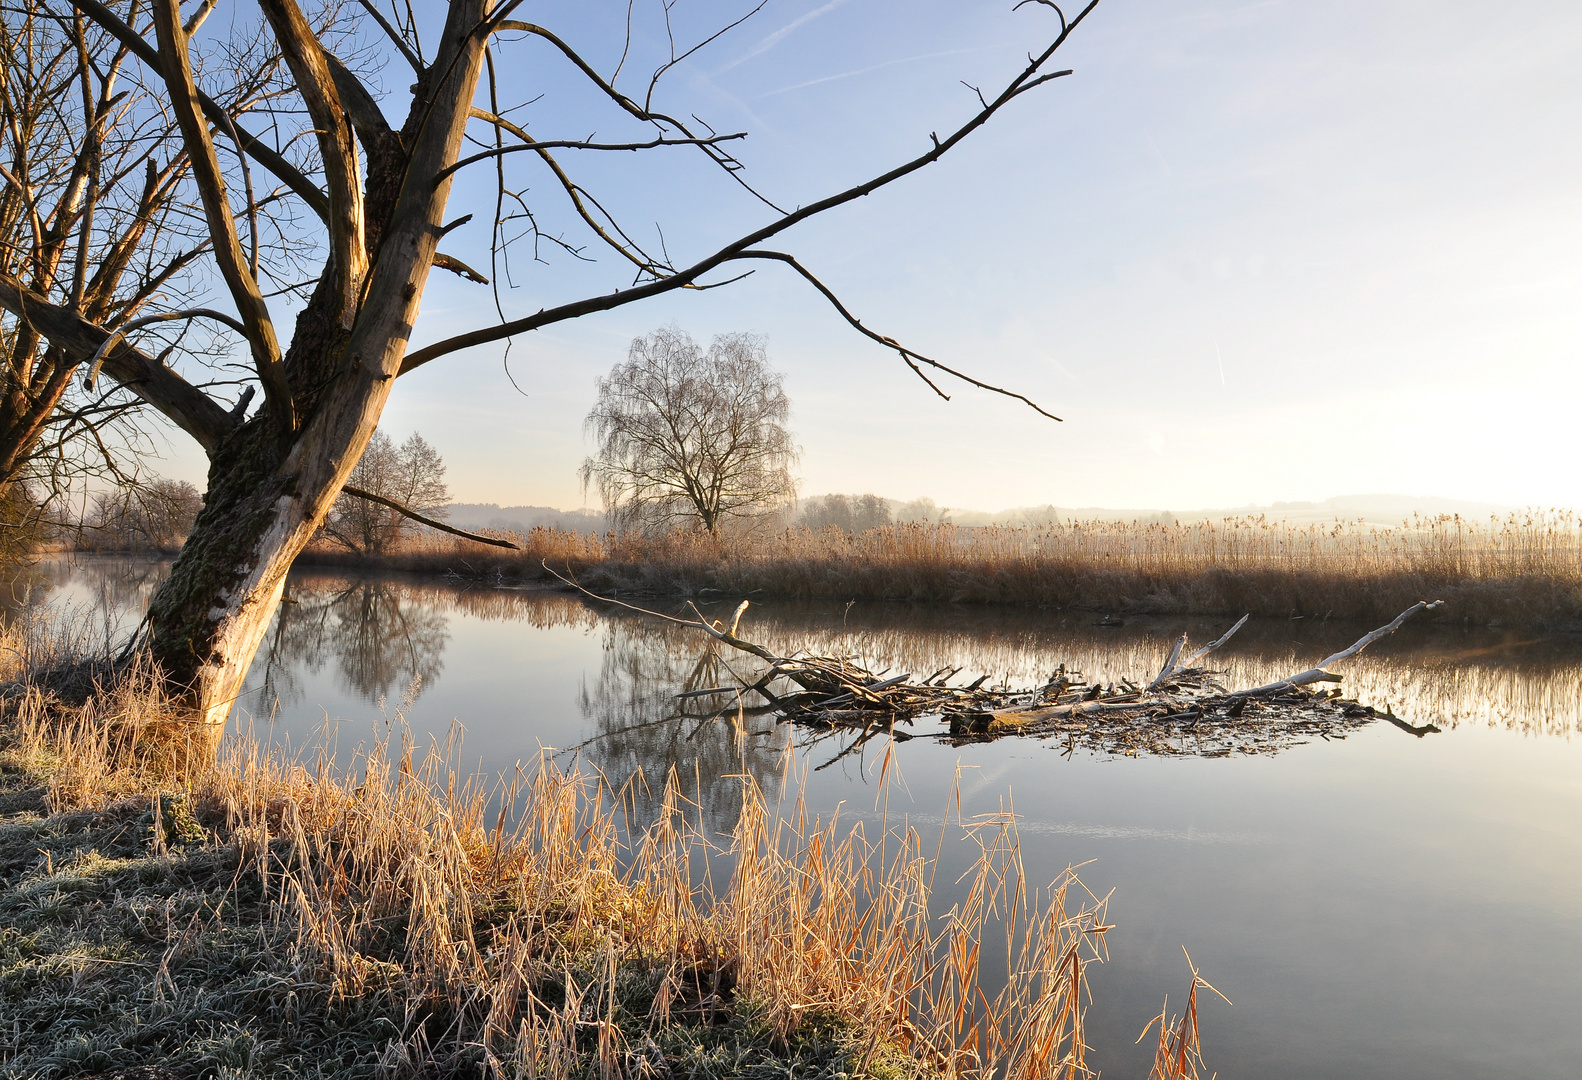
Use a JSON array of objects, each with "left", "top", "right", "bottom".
[{"left": 796, "top": 495, "right": 949, "bottom": 534}]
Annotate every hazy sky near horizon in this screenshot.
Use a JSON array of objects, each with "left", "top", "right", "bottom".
[{"left": 161, "top": 1, "right": 1582, "bottom": 512}]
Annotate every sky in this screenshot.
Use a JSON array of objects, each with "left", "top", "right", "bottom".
[{"left": 160, "top": 0, "right": 1582, "bottom": 513}]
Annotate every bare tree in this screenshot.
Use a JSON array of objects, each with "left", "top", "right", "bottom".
[
  {"left": 895, "top": 497, "right": 950, "bottom": 525},
  {"left": 0, "top": 0, "right": 1101, "bottom": 728},
  {"left": 583, "top": 327, "right": 798, "bottom": 536},
  {"left": 323, "top": 430, "right": 448, "bottom": 554},
  {"left": 79, "top": 476, "right": 202, "bottom": 551},
  {"left": 0, "top": 3, "right": 320, "bottom": 515}
]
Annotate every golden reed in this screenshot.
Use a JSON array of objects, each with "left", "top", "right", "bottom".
[
  {"left": 305, "top": 510, "right": 1582, "bottom": 629},
  {"left": 0, "top": 612, "right": 1222, "bottom": 1079}
]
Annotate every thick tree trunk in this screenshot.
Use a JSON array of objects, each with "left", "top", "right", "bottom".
[
  {"left": 142, "top": 1, "right": 491, "bottom": 729},
  {"left": 145, "top": 418, "right": 331, "bottom": 725}
]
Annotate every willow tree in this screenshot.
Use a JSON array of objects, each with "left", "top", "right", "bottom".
[
  {"left": 0, "top": 0, "right": 1094, "bottom": 728},
  {"left": 583, "top": 328, "right": 798, "bottom": 536}
]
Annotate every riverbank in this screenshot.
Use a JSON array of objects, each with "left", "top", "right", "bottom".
[
  {"left": 0, "top": 625, "right": 1126, "bottom": 1080},
  {"left": 295, "top": 512, "right": 1582, "bottom": 632}
]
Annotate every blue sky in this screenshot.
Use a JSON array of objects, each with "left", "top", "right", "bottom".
[{"left": 164, "top": 1, "right": 1582, "bottom": 512}]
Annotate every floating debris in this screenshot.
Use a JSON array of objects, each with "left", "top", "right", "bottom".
[{"left": 545, "top": 564, "right": 1443, "bottom": 759}]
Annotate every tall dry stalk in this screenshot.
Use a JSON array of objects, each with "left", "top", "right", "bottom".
[
  {"left": 239, "top": 725, "right": 1111, "bottom": 1079},
  {"left": 4, "top": 654, "right": 1111, "bottom": 1078},
  {"left": 1139, "top": 956, "right": 1229, "bottom": 1080}
]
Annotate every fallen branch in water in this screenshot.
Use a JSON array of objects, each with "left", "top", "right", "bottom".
[
  {"left": 544, "top": 562, "right": 1444, "bottom": 757},
  {"left": 1227, "top": 600, "right": 1444, "bottom": 698}
]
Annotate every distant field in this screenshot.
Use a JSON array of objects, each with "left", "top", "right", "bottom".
[{"left": 299, "top": 511, "right": 1582, "bottom": 631}]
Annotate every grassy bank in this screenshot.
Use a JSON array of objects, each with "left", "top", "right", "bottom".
[
  {"left": 0, "top": 623, "right": 1155, "bottom": 1079},
  {"left": 299, "top": 511, "right": 1582, "bottom": 631}
]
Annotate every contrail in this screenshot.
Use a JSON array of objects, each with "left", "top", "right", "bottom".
[
  {"left": 717, "top": 0, "right": 854, "bottom": 74},
  {"left": 759, "top": 46, "right": 988, "bottom": 97}
]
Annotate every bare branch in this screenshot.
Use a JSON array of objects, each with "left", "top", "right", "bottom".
[
  {"left": 734, "top": 250, "right": 1062, "bottom": 419},
  {"left": 492, "top": 19, "right": 785, "bottom": 213},
  {"left": 341, "top": 484, "right": 518, "bottom": 548},
  {"left": 403, "top": 2, "right": 1102, "bottom": 377},
  {"left": 436, "top": 131, "right": 748, "bottom": 184},
  {"left": 432, "top": 252, "right": 488, "bottom": 283},
  {"left": 82, "top": 307, "right": 246, "bottom": 390},
  {"left": 643, "top": 0, "right": 770, "bottom": 112},
  {"left": 73, "top": 0, "right": 332, "bottom": 222},
  {"left": 0, "top": 272, "right": 232, "bottom": 452},
  {"left": 324, "top": 51, "right": 397, "bottom": 150},
  {"left": 182, "top": 1, "right": 220, "bottom": 36},
  {"left": 1236, "top": 602, "right": 1445, "bottom": 698},
  {"left": 355, "top": 0, "right": 424, "bottom": 76},
  {"left": 467, "top": 106, "right": 670, "bottom": 276},
  {"left": 148, "top": 0, "right": 293, "bottom": 432},
  {"left": 261, "top": 0, "right": 367, "bottom": 329}
]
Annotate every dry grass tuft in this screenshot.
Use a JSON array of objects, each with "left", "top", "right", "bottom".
[
  {"left": 1139, "top": 955, "right": 1229, "bottom": 1080},
  {"left": 1, "top": 627, "right": 1119, "bottom": 1079}
]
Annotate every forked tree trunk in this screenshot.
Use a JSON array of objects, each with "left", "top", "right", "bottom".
[{"left": 143, "top": 1, "right": 491, "bottom": 729}]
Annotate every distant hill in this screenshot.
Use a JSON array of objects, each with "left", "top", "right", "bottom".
[
  {"left": 446, "top": 503, "right": 608, "bottom": 534},
  {"left": 803, "top": 493, "right": 1523, "bottom": 529},
  {"left": 1277, "top": 494, "right": 1516, "bottom": 523},
  {"left": 449, "top": 493, "right": 1525, "bottom": 537}
]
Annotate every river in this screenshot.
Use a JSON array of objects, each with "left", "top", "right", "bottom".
[{"left": 14, "top": 556, "right": 1582, "bottom": 1079}]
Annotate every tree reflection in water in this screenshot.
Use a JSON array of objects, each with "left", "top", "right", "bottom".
[
  {"left": 0, "top": 556, "right": 169, "bottom": 646},
  {"left": 576, "top": 611, "right": 788, "bottom": 835},
  {"left": 256, "top": 577, "right": 448, "bottom": 710}
]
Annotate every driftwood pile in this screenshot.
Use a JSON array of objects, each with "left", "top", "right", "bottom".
[{"left": 548, "top": 566, "right": 1443, "bottom": 758}]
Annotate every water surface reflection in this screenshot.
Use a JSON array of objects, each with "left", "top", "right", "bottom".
[
  {"left": 18, "top": 558, "right": 1582, "bottom": 1080},
  {"left": 261, "top": 578, "right": 450, "bottom": 708}
]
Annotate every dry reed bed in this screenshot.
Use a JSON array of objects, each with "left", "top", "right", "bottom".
[
  {"left": 0, "top": 617, "right": 1213, "bottom": 1080},
  {"left": 303, "top": 512, "right": 1582, "bottom": 630}
]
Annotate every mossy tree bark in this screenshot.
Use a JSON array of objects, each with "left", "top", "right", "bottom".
[{"left": 135, "top": 0, "right": 491, "bottom": 727}]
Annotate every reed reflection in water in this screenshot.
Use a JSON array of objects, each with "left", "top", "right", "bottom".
[
  {"left": 25, "top": 559, "right": 1582, "bottom": 749},
  {"left": 17, "top": 558, "right": 1582, "bottom": 1079},
  {"left": 696, "top": 601, "right": 1582, "bottom": 738}
]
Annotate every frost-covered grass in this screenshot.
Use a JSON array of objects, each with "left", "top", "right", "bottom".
[{"left": 0, "top": 623, "right": 1113, "bottom": 1080}]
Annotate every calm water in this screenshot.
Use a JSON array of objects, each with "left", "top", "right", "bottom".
[{"left": 16, "top": 556, "right": 1582, "bottom": 1079}]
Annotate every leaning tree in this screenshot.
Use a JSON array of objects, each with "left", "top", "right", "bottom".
[{"left": 0, "top": 0, "right": 1096, "bottom": 728}]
